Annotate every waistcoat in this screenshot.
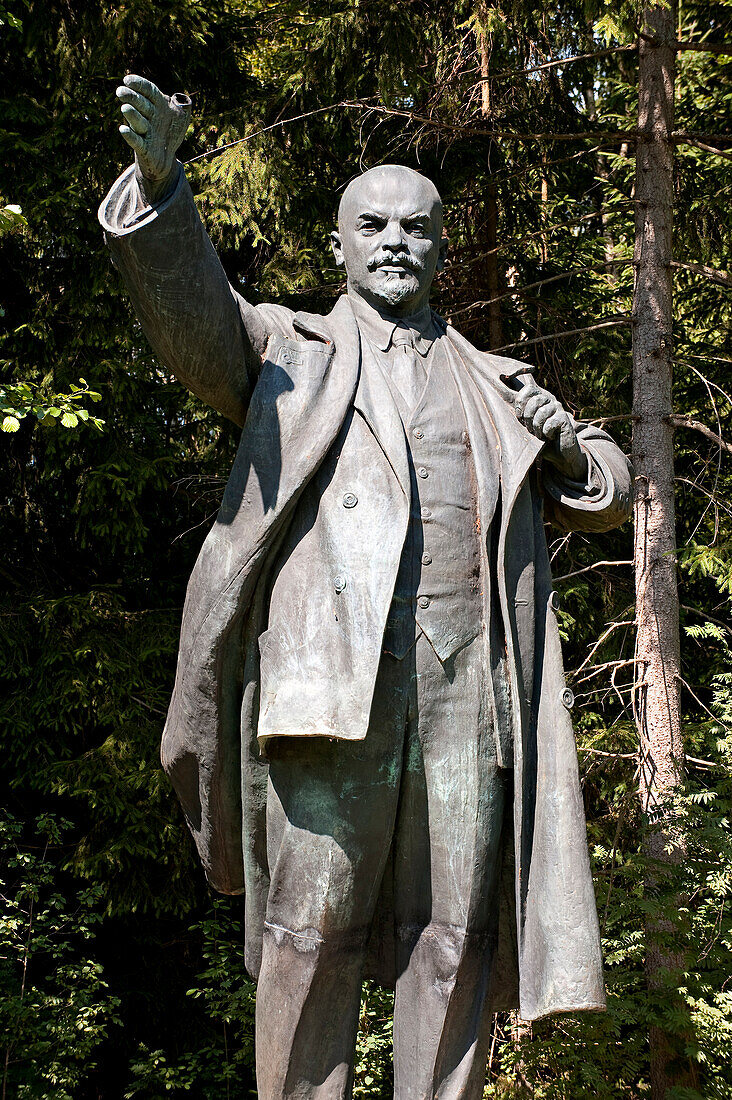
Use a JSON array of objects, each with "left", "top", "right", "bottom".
[{"left": 365, "top": 337, "right": 494, "bottom": 662}]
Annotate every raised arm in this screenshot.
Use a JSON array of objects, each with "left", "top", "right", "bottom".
[{"left": 99, "top": 75, "right": 280, "bottom": 426}]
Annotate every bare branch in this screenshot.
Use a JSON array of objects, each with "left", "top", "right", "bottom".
[
  {"left": 686, "top": 755, "right": 729, "bottom": 770},
  {"left": 680, "top": 604, "right": 731, "bottom": 633},
  {"left": 675, "top": 136, "right": 732, "bottom": 163},
  {"left": 449, "top": 261, "right": 632, "bottom": 317},
  {"left": 672, "top": 260, "right": 732, "bottom": 287},
  {"left": 574, "top": 658, "right": 638, "bottom": 685},
  {"left": 555, "top": 560, "right": 633, "bottom": 582},
  {"left": 575, "top": 620, "right": 636, "bottom": 675},
  {"left": 586, "top": 414, "right": 639, "bottom": 425},
  {"left": 677, "top": 674, "right": 732, "bottom": 732},
  {"left": 483, "top": 44, "right": 637, "bottom": 81},
  {"left": 666, "top": 414, "right": 732, "bottom": 455},
  {"left": 489, "top": 318, "right": 629, "bottom": 354},
  {"left": 577, "top": 747, "right": 637, "bottom": 759},
  {"left": 340, "top": 102, "right": 636, "bottom": 143},
  {"left": 675, "top": 39, "right": 732, "bottom": 57}
]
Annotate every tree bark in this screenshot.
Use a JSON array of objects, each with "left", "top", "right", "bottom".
[
  {"left": 479, "top": 29, "right": 504, "bottom": 349},
  {"left": 632, "top": 5, "right": 690, "bottom": 1097}
]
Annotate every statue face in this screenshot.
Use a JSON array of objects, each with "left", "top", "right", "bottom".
[{"left": 331, "top": 166, "right": 446, "bottom": 316}]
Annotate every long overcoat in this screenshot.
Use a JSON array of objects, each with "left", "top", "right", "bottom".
[{"left": 100, "top": 165, "right": 633, "bottom": 1022}]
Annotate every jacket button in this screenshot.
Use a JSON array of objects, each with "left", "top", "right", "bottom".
[
  {"left": 561, "top": 687, "right": 575, "bottom": 709},
  {"left": 417, "top": 595, "right": 430, "bottom": 609},
  {"left": 334, "top": 575, "right": 347, "bottom": 593},
  {"left": 418, "top": 466, "right": 429, "bottom": 478},
  {"left": 549, "top": 590, "right": 561, "bottom": 612},
  {"left": 343, "top": 492, "right": 358, "bottom": 508},
  {"left": 413, "top": 428, "right": 424, "bottom": 440},
  {"left": 421, "top": 507, "right": 432, "bottom": 520},
  {"left": 421, "top": 552, "right": 432, "bottom": 565}
]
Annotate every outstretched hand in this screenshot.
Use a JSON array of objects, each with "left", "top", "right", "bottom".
[
  {"left": 116, "top": 74, "right": 192, "bottom": 203},
  {"left": 513, "top": 378, "right": 588, "bottom": 482}
]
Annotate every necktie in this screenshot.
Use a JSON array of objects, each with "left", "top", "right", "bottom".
[{"left": 390, "top": 328, "right": 427, "bottom": 411}]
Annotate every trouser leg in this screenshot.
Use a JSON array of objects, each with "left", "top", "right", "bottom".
[
  {"left": 392, "top": 634, "right": 507, "bottom": 1100},
  {"left": 256, "top": 652, "right": 410, "bottom": 1100}
]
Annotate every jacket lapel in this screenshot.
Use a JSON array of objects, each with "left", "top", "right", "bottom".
[
  {"left": 298, "top": 295, "right": 410, "bottom": 498},
  {"left": 353, "top": 339, "right": 410, "bottom": 499},
  {"left": 444, "top": 326, "right": 544, "bottom": 518}
]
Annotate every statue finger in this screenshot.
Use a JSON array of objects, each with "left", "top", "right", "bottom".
[
  {"left": 514, "top": 383, "right": 540, "bottom": 417},
  {"left": 541, "top": 411, "right": 566, "bottom": 439},
  {"left": 119, "top": 124, "right": 145, "bottom": 155},
  {"left": 120, "top": 104, "right": 149, "bottom": 135},
  {"left": 521, "top": 393, "right": 546, "bottom": 424},
  {"left": 123, "top": 74, "right": 167, "bottom": 109},
  {"left": 116, "top": 86, "right": 155, "bottom": 119},
  {"left": 532, "top": 400, "right": 559, "bottom": 435}
]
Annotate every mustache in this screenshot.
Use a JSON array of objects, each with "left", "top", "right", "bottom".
[{"left": 366, "top": 254, "right": 422, "bottom": 273}]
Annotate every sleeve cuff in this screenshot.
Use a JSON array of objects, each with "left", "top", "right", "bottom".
[
  {"left": 542, "top": 448, "right": 615, "bottom": 514},
  {"left": 98, "top": 161, "right": 185, "bottom": 238}
]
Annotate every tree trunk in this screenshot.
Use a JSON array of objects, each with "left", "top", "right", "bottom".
[
  {"left": 479, "top": 29, "right": 503, "bottom": 349},
  {"left": 632, "top": 5, "right": 689, "bottom": 1097}
]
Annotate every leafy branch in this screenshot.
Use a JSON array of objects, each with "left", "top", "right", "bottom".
[{"left": 0, "top": 377, "right": 104, "bottom": 434}]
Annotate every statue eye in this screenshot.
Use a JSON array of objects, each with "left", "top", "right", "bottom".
[{"left": 358, "top": 216, "right": 383, "bottom": 235}]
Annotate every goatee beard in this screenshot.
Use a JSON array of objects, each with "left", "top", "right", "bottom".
[{"left": 376, "top": 272, "right": 420, "bottom": 307}]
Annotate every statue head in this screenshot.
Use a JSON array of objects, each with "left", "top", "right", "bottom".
[{"left": 330, "top": 165, "right": 446, "bottom": 317}]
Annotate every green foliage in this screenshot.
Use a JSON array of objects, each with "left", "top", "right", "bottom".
[
  {"left": 354, "top": 985, "right": 394, "bottom": 1098},
  {"left": 1, "top": 0, "right": 732, "bottom": 1094},
  {"left": 0, "top": 202, "right": 27, "bottom": 234},
  {"left": 0, "top": 813, "right": 120, "bottom": 1099},
  {"left": 124, "top": 899, "right": 257, "bottom": 1098},
  {"left": 0, "top": 377, "right": 104, "bottom": 433}
]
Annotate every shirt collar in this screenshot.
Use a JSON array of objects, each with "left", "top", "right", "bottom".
[{"left": 347, "top": 292, "right": 441, "bottom": 357}]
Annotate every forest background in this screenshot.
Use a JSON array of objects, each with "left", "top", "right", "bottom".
[{"left": 2, "top": 0, "right": 732, "bottom": 1096}]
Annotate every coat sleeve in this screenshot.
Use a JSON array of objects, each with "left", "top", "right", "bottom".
[
  {"left": 98, "top": 162, "right": 294, "bottom": 426},
  {"left": 541, "top": 422, "right": 634, "bottom": 533}
]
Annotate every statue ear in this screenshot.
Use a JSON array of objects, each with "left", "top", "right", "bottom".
[
  {"left": 330, "top": 231, "right": 345, "bottom": 268},
  {"left": 436, "top": 234, "right": 448, "bottom": 273}
]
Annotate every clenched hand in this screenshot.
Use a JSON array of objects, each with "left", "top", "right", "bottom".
[
  {"left": 514, "top": 379, "right": 588, "bottom": 482},
  {"left": 116, "top": 74, "right": 192, "bottom": 203}
]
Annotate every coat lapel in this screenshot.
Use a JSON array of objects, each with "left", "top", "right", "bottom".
[
  {"left": 298, "top": 295, "right": 410, "bottom": 499},
  {"left": 443, "top": 326, "right": 544, "bottom": 515},
  {"left": 353, "top": 340, "right": 410, "bottom": 499}
]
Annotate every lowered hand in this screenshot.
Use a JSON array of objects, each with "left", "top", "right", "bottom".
[{"left": 514, "top": 379, "right": 588, "bottom": 482}]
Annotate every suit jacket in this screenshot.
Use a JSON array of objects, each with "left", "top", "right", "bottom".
[{"left": 100, "top": 163, "right": 633, "bottom": 1021}]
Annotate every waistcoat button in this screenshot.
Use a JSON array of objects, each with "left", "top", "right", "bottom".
[
  {"left": 413, "top": 428, "right": 424, "bottom": 440},
  {"left": 334, "top": 575, "right": 347, "bottom": 593},
  {"left": 342, "top": 492, "right": 358, "bottom": 508},
  {"left": 421, "top": 552, "right": 432, "bottom": 566},
  {"left": 417, "top": 466, "right": 429, "bottom": 479},
  {"left": 421, "top": 507, "right": 432, "bottom": 520},
  {"left": 417, "top": 595, "right": 430, "bottom": 609}
]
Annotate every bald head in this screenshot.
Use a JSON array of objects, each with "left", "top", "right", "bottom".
[
  {"left": 338, "top": 165, "right": 443, "bottom": 236},
  {"left": 331, "top": 164, "right": 446, "bottom": 317}
]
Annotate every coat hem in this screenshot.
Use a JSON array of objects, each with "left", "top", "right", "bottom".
[{"left": 521, "top": 1000, "right": 606, "bottom": 1023}]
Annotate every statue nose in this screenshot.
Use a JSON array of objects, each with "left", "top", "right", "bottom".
[
  {"left": 381, "top": 238, "right": 408, "bottom": 256},
  {"left": 382, "top": 225, "right": 406, "bottom": 249}
]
